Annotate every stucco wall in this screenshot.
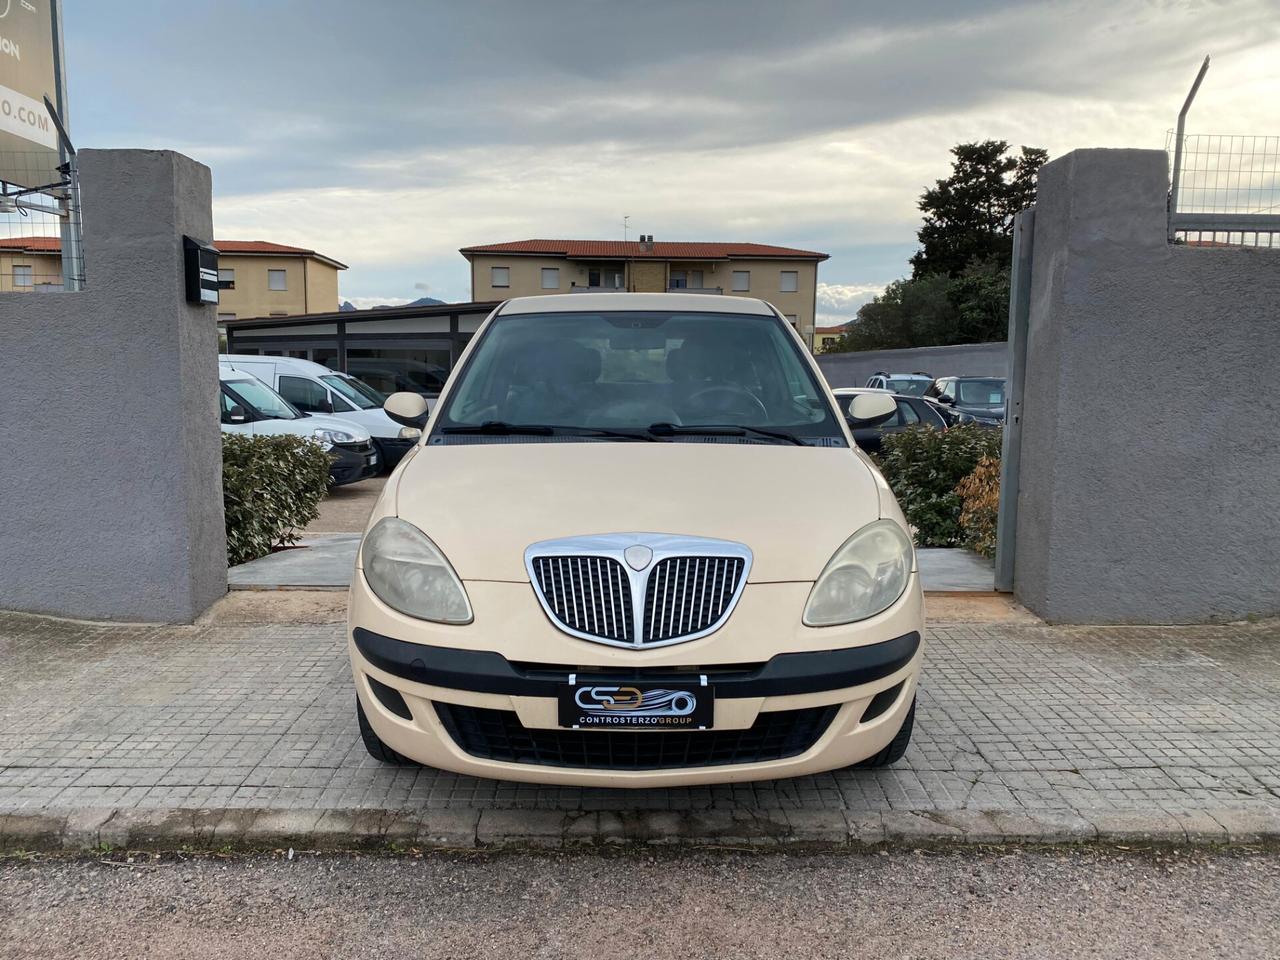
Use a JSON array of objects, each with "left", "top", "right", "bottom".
[
  {"left": 1014, "top": 147, "right": 1280, "bottom": 623},
  {"left": 0, "top": 149, "right": 227, "bottom": 622},
  {"left": 816, "top": 341, "right": 1008, "bottom": 388}
]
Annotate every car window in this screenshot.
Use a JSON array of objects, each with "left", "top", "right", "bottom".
[
  {"left": 278, "top": 375, "right": 331, "bottom": 413},
  {"left": 436, "top": 310, "right": 845, "bottom": 443},
  {"left": 222, "top": 379, "right": 300, "bottom": 420},
  {"left": 896, "top": 400, "right": 920, "bottom": 425},
  {"left": 887, "top": 378, "right": 929, "bottom": 397},
  {"left": 322, "top": 374, "right": 384, "bottom": 409},
  {"left": 942, "top": 381, "right": 958, "bottom": 400},
  {"left": 219, "top": 389, "right": 243, "bottom": 423},
  {"left": 957, "top": 379, "right": 1006, "bottom": 405}
]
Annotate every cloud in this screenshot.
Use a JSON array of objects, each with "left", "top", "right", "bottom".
[{"left": 69, "top": 0, "right": 1280, "bottom": 305}]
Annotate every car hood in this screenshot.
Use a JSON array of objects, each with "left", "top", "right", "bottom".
[
  {"left": 392, "top": 441, "right": 883, "bottom": 583},
  {"left": 254, "top": 413, "right": 372, "bottom": 441}
]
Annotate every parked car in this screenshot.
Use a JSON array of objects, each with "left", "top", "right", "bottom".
[
  {"left": 220, "top": 355, "right": 421, "bottom": 469},
  {"left": 348, "top": 292, "right": 923, "bottom": 787},
  {"left": 219, "top": 367, "right": 380, "bottom": 486},
  {"left": 925, "top": 376, "right": 1007, "bottom": 425},
  {"left": 832, "top": 387, "right": 949, "bottom": 454},
  {"left": 864, "top": 372, "right": 933, "bottom": 396}
]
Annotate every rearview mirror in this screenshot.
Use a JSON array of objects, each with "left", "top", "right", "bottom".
[
  {"left": 227, "top": 404, "right": 248, "bottom": 424},
  {"left": 846, "top": 393, "right": 896, "bottom": 427},
  {"left": 384, "top": 391, "right": 429, "bottom": 429}
]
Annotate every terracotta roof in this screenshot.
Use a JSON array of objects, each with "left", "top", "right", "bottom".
[
  {"left": 459, "top": 239, "right": 829, "bottom": 261},
  {"left": 814, "top": 326, "right": 848, "bottom": 335},
  {"left": 0, "top": 236, "right": 347, "bottom": 268},
  {"left": 0, "top": 236, "right": 62, "bottom": 253}
]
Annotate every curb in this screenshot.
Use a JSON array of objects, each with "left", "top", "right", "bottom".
[{"left": 3, "top": 806, "right": 1279, "bottom": 853}]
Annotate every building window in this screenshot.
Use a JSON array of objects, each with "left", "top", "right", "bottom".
[
  {"left": 218, "top": 268, "right": 236, "bottom": 290},
  {"left": 669, "top": 270, "right": 687, "bottom": 289},
  {"left": 268, "top": 269, "right": 287, "bottom": 291},
  {"left": 217, "top": 313, "right": 237, "bottom": 322},
  {"left": 731, "top": 270, "right": 750, "bottom": 292},
  {"left": 690, "top": 269, "right": 704, "bottom": 288},
  {"left": 784, "top": 314, "right": 799, "bottom": 327},
  {"left": 491, "top": 266, "right": 510, "bottom": 288},
  {"left": 780, "top": 270, "right": 798, "bottom": 293},
  {"left": 540, "top": 267, "right": 560, "bottom": 290},
  {"left": 13, "top": 264, "right": 32, "bottom": 287}
]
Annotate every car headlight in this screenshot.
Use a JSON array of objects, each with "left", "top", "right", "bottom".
[
  {"left": 312, "top": 427, "right": 358, "bottom": 449},
  {"left": 397, "top": 426, "right": 422, "bottom": 440},
  {"left": 803, "top": 520, "right": 914, "bottom": 626},
  {"left": 362, "top": 517, "right": 472, "bottom": 624}
]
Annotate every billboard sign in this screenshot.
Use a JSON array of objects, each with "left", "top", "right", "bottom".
[{"left": 0, "top": 0, "right": 60, "bottom": 189}]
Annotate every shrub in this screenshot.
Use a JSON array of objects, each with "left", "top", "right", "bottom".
[
  {"left": 877, "top": 424, "right": 1001, "bottom": 547},
  {"left": 222, "top": 434, "right": 333, "bottom": 566},
  {"left": 955, "top": 455, "right": 1001, "bottom": 558}
]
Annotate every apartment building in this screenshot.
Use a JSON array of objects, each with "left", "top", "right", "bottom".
[
  {"left": 0, "top": 237, "right": 346, "bottom": 318},
  {"left": 460, "top": 238, "right": 829, "bottom": 347}
]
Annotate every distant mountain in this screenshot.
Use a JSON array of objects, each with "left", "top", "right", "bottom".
[{"left": 339, "top": 296, "right": 445, "bottom": 312}]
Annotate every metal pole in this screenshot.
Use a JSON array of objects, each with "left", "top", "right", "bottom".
[
  {"left": 994, "top": 207, "right": 1035, "bottom": 593},
  {"left": 1168, "top": 55, "right": 1210, "bottom": 241},
  {"left": 50, "top": 0, "right": 83, "bottom": 291}
]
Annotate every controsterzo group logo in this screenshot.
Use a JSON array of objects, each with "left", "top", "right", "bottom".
[{"left": 574, "top": 686, "right": 697, "bottom": 717}]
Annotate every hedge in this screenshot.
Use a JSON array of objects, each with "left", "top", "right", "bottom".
[
  {"left": 877, "top": 424, "right": 1002, "bottom": 548},
  {"left": 955, "top": 455, "right": 1001, "bottom": 558},
  {"left": 222, "top": 434, "right": 333, "bottom": 566}
]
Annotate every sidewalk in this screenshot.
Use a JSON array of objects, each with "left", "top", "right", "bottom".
[{"left": 1, "top": 606, "right": 1277, "bottom": 850}]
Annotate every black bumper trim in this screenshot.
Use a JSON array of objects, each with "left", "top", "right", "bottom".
[{"left": 352, "top": 628, "right": 920, "bottom": 700}]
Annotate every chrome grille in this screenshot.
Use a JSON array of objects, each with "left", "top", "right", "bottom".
[
  {"left": 530, "top": 556, "right": 633, "bottom": 643},
  {"left": 642, "top": 556, "right": 745, "bottom": 644}
]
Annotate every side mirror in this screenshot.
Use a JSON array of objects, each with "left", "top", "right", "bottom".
[
  {"left": 845, "top": 393, "right": 897, "bottom": 427},
  {"left": 384, "top": 391, "right": 429, "bottom": 429},
  {"left": 227, "top": 404, "right": 248, "bottom": 424},
  {"left": 320, "top": 397, "right": 334, "bottom": 414},
  {"left": 936, "top": 395, "right": 955, "bottom": 405}
]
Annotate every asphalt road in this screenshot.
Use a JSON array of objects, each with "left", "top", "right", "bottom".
[{"left": 2, "top": 847, "right": 1276, "bottom": 959}]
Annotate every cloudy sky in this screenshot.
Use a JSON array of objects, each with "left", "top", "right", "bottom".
[{"left": 64, "top": 0, "right": 1280, "bottom": 321}]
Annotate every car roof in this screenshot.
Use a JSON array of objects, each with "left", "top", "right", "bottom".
[
  {"left": 880, "top": 373, "right": 932, "bottom": 379},
  {"left": 497, "top": 292, "right": 777, "bottom": 316},
  {"left": 220, "top": 354, "right": 338, "bottom": 376}
]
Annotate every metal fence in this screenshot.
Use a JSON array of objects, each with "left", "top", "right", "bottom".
[
  {"left": 0, "top": 151, "right": 83, "bottom": 292},
  {"left": 1167, "top": 132, "right": 1280, "bottom": 247}
]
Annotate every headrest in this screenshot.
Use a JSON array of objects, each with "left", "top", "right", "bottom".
[{"left": 511, "top": 339, "right": 601, "bottom": 386}]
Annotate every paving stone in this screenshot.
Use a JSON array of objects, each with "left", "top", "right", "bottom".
[{"left": 1, "top": 610, "right": 1279, "bottom": 846}]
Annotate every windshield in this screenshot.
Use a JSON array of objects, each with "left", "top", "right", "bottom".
[
  {"left": 886, "top": 378, "right": 930, "bottom": 396},
  {"left": 223, "top": 378, "right": 301, "bottom": 420},
  {"left": 433, "top": 310, "right": 845, "bottom": 445},
  {"left": 322, "top": 374, "right": 384, "bottom": 410},
  {"left": 956, "top": 379, "right": 1006, "bottom": 406}
]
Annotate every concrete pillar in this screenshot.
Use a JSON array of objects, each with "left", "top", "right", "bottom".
[
  {"left": 0, "top": 149, "right": 227, "bottom": 622},
  {"left": 1014, "top": 148, "right": 1280, "bottom": 623}
]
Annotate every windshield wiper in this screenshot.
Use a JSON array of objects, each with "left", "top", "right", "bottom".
[
  {"left": 440, "top": 421, "right": 664, "bottom": 442},
  {"left": 647, "top": 422, "right": 807, "bottom": 446}
]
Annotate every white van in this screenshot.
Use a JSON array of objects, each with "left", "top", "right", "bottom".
[
  {"left": 219, "top": 355, "right": 421, "bottom": 468},
  {"left": 219, "top": 367, "right": 380, "bottom": 486}
]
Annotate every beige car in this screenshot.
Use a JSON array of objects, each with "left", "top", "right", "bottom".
[{"left": 348, "top": 293, "right": 923, "bottom": 786}]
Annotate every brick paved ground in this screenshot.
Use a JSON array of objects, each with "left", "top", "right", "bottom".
[{"left": 1, "top": 611, "right": 1278, "bottom": 828}]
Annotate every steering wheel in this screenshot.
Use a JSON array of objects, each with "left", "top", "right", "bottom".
[{"left": 685, "top": 386, "right": 769, "bottom": 424}]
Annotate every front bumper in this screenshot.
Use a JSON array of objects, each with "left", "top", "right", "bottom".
[
  {"left": 372, "top": 436, "right": 417, "bottom": 470},
  {"left": 348, "top": 570, "right": 924, "bottom": 787},
  {"left": 330, "top": 441, "right": 380, "bottom": 486}
]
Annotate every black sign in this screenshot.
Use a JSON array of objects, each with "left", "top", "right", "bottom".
[
  {"left": 558, "top": 680, "right": 714, "bottom": 729},
  {"left": 183, "top": 236, "right": 219, "bottom": 305}
]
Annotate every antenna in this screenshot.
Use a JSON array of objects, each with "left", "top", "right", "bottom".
[{"left": 623, "top": 215, "right": 630, "bottom": 241}]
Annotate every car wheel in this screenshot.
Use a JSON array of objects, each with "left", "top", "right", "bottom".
[
  {"left": 357, "top": 696, "right": 416, "bottom": 765},
  {"left": 854, "top": 696, "right": 915, "bottom": 768}
]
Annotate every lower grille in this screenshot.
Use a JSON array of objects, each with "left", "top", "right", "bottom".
[{"left": 434, "top": 703, "right": 838, "bottom": 771}]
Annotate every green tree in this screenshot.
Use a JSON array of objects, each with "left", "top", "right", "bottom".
[
  {"left": 823, "top": 274, "right": 956, "bottom": 352},
  {"left": 910, "top": 141, "right": 1047, "bottom": 278}
]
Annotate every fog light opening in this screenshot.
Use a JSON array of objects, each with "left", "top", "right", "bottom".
[
  {"left": 367, "top": 674, "right": 413, "bottom": 720},
  {"left": 859, "top": 680, "right": 905, "bottom": 724}
]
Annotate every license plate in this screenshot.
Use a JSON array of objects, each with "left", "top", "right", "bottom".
[
  {"left": 367, "top": 454, "right": 378, "bottom": 466},
  {"left": 558, "top": 680, "right": 713, "bottom": 730}
]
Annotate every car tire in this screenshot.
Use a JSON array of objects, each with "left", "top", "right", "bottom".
[
  {"left": 357, "top": 697, "right": 415, "bottom": 765},
  {"left": 855, "top": 696, "right": 915, "bottom": 768}
]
